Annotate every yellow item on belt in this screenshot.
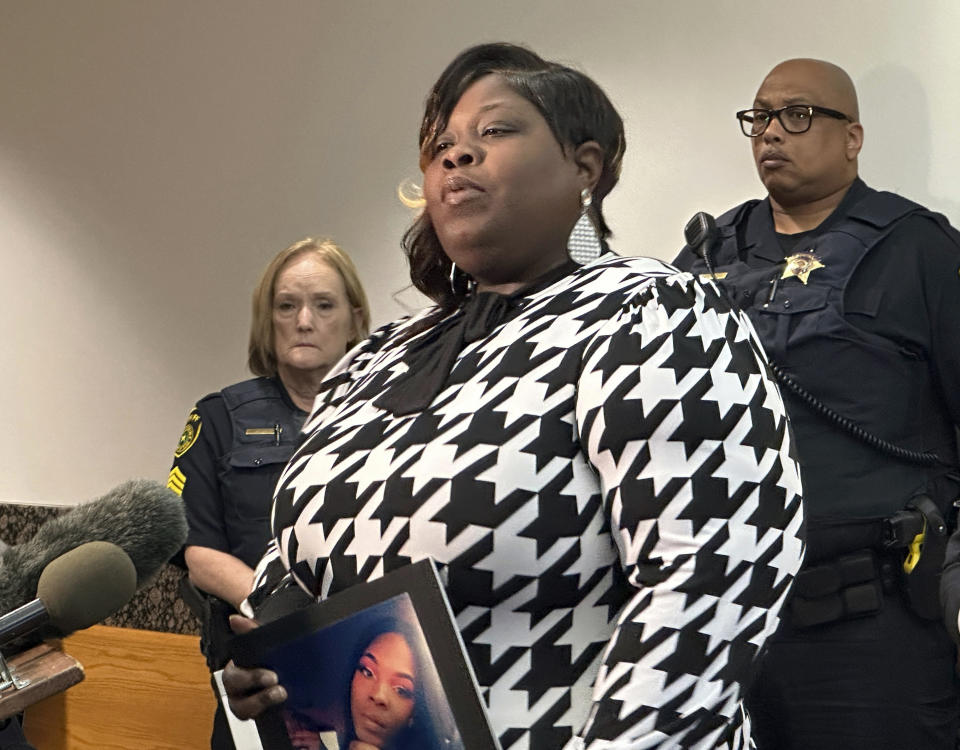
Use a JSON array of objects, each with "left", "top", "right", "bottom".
[{"left": 903, "top": 518, "right": 926, "bottom": 574}]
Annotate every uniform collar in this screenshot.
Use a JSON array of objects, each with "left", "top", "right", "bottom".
[
  {"left": 743, "top": 178, "right": 869, "bottom": 262},
  {"left": 273, "top": 376, "right": 309, "bottom": 416}
]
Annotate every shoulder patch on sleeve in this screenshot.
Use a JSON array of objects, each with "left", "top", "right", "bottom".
[{"left": 174, "top": 409, "right": 202, "bottom": 458}]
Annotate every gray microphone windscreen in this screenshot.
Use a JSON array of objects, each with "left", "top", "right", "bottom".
[{"left": 0, "top": 479, "right": 187, "bottom": 616}]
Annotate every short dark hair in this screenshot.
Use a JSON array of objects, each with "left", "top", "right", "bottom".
[{"left": 404, "top": 42, "right": 626, "bottom": 313}]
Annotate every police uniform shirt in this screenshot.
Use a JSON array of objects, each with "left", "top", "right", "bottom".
[
  {"left": 168, "top": 377, "right": 307, "bottom": 568},
  {"left": 675, "top": 179, "right": 960, "bottom": 522}
]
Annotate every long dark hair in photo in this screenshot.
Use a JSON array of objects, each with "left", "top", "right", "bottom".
[{"left": 340, "top": 617, "right": 447, "bottom": 750}]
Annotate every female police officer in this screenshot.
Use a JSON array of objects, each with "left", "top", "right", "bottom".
[{"left": 169, "top": 237, "right": 370, "bottom": 749}]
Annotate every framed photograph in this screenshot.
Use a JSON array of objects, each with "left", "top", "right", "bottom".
[{"left": 230, "top": 559, "right": 500, "bottom": 750}]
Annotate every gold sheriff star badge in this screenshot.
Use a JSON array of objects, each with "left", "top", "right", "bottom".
[{"left": 781, "top": 252, "right": 825, "bottom": 284}]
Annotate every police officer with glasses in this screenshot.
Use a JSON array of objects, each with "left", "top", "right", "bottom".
[{"left": 674, "top": 57, "right": 960, "bottom": 750}]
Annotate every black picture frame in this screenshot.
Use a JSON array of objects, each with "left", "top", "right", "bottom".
[{"left": 230, "top": 559, "right": 500, "bottom": 750}]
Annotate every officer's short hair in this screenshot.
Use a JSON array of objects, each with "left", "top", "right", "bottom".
[{"left": 248, "top": 238, "right": 371, "bottom": 378}]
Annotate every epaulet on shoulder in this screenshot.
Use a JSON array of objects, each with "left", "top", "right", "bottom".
[
  {"left": 911, "top": 207, "right": 960, "bottom": 248},
  {"left": 716, "top": 199, "right": 761, "bottom": 229},
  {"left": 849, "top": 190, "right": 926, "bottom": 229},
  {"left": 219, "top": 377, "right": 281, "bottom": 409},
  {"left": 196, "top": 390, "right": 221, "bottom": 404},
  {"left": 934, "top": 215, "right": 960, "bottom": 248},
  {"left": 194, "top": 390, "right": 230, "bottom": 417}
]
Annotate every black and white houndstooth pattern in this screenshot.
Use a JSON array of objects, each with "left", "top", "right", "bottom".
[{"left": 248, "top": 254, "right": 804, "bottom": 749}]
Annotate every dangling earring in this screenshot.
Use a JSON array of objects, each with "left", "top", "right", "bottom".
[
  {"left": 449, "top": 262, "right": 475, "bottom": 296},
  {"left": 449, "top": 262, "right": 459, "bottom": 294},
  {"left": 567, "top": 187, "right": 602, "bottom": 265}
]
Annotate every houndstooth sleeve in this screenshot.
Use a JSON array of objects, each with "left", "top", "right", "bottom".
[
  {"left": 574, "top": 272, "right": 804, "bottom": 748},
  {"left": 241, "top": 318, "right": 415, "bottom": 617}
]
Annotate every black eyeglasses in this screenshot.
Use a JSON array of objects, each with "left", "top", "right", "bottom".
[{"left": 736, "top": 104, "right": 853, "bottom": 137}]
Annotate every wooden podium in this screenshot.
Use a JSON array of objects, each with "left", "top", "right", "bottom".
[
  {"left": 0, "top": 642, "right": 83, "bottom": 721},
  {"left": 21, "top": 625, "right": 215, "bottom": 750}
]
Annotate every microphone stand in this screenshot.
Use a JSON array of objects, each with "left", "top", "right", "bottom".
[
  {"left": 0, "top": 656, "right": 28, "bottom": 694},
  {"left": 0, "top": 642, "right": 79, "bottom": 750},
  {"left": 0, "top": 599, "right": 47, "bottom": 693},
  {"left": 0, "top": 651, "right": 29, "bottom": 693},
  {"left": 0, "top": 651, "right": 33, "bottom": 750}
]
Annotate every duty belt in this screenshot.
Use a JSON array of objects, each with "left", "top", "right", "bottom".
[{"left": 789, "top": 496, "right": 947, "bottom": 628}]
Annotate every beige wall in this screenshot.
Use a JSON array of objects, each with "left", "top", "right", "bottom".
[{"left": 2, "top": 0, "right": 958, "bottom": 504}]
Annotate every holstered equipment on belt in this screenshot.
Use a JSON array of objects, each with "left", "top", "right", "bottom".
[
  {"left": 889, "top": 494, "right": 947, "bottom": 620},
  {"left": 788, "top": 495, "right": 948, "bottom": 628},
  {"left": 179, "top": 577, "right": 236, "bottom": 671},
  {"left": 789, "top": 550, "right": 885, "bottom": 628}
]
